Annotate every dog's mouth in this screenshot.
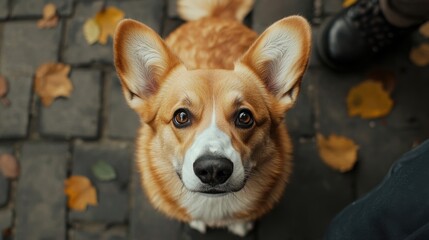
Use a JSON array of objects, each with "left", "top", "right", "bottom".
[{"left": 176, "top": 169, "right": 247, "bottom": 195}]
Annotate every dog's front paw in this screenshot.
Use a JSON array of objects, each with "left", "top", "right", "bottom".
[
  {"left": 227, "top": 221, "right": 254, "bottom": 237},
  {"left": 189, "top": 220, "right": 207, "bottom": 233}
]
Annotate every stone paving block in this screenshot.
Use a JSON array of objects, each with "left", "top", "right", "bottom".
[
  {"left": 162, "top": 17, "right": 184, "bottom": 39},
  {"left": 0, "top": 77, "right": 33, "bottom": 139},
  {"left": 62, "top": 0, "right": 165, "bottom": 65},
  {"left": 0, "top": 0, "right": 8, "bottom": 19},
  {"left": 0, "top": 209, "right": 13, "bottom": 233},
  {"left": 69, "top": 142, "right": 132, "bottom": 224},
  {"left": 252, "top": 0, "right": 313, "bottom": 33},
  {"left": 130, "top": 171, "right": 182, "bottom": 240},
  {"left": 69, "top": 227, "right": 127, "bottom": 240},
  {"left": 286, "top": 68, "right": 316, "bottom": 137},
  {"left": 0, "top": 175, "right": 7, "bottom": 208},
  {"left": 0, "top": 21, "right": 62, "bottom": 77},
  {"left": 39, "top": 69, "right": 101, "bottom": 139},
  {"left": 107, "top": 74, "right": 139, "bottom": 140},
  {"left": 313, "top": 66, "right": 426, "bottom": 197},
  {"left": 0, "top": 146, "right": 13, "bottom": 207},
  {"left": 15, "top": 142, "right": 69, "bottom": 240},
  {"left": 168, "top": 0, "right": 178, "bottom": 18},
  {"left": 10, "top": 0, "right": 73, "bottom": 17},
  {"left": 258, "top": 138, "right": 354, "bottom": 240},
  {"left": 182, "top": 224, "right": 256, "bottom": 240}
]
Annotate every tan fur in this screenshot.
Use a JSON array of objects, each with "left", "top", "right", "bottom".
[{"left": 114, "top": 0, "right": 311, "bottom": 228}]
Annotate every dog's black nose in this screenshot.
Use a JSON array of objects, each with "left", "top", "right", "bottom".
[{"left": 193, "top": 156, "right": 233, "bottom": 186}]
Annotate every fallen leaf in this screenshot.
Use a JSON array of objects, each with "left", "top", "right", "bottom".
[
  {"left": 43, "top": 3, "right": 57, "bottom": 19},
  {"left": 91, "top": 161, "right": 116, "bottom": 181},
  {"left": 366, "top": 68, "right": 397, "bottom": 94},
  {"left": 317, "top": 134, "right": 358, "bottom": 172},
  {"left": 37, "top": 3, "right": 59, "bottom": 29},
  {"left": 95, "top": 6, "right": 125, "bottom": 44},
  {"left": 64, "top": 175, "right": 98, "bottom": 211},
  {"left": 83, "top": 18, "right": 101, "bottom": 45},
  {"left": 419, "top": 21, "right": 429, "bottom": 38},
  {"left": 34, "top": 63, "right": 73, "bottom": 107},
  {"left": 410, "top": 43, "right": 429, "bottom": 67},
  {"left": 347, "top": 80, "right": 394, "bottom": 119},
  {"left": 342, "top": 0, "right": 357, "bottom": 8},
  {"left": 0, "top": 76, "right": 11, "bottom": 107},
  {"left": 0, "top": 154, "right": 19, "bottom": 179}
]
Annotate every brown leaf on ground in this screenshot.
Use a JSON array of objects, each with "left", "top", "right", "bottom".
[
  {"left": 347, "top": 80, "right": 394, "bottom": 119},
  {"left": 0, "top": 75, "right": 11, "bottom": 107},
  {"left": 0, "top": 154, "right": 20, "bottom": 179},
  {"left": 64, "top": 175, "right": 98, "bottom": 211},
  {"left": 366, "top": 68, "right": 397, "bottom": 94},
  {"left": 410, "top": 43, "right": 429, "bottom": 67},
  {"left": 95, "top": 6, "right": 125, "bottom": 45},
  {"left": 419, "top": 21, "right": 429, "bottom": 38},
  {"left": 37, "top": 3, "right": 59, "bottom": 29},
  {"left": 342, "top": 0, "right": 357, "bottom": 8},
  {"left": 317, "top": 134, "right": 359, "bottom": 173},
  {"left": 34, "top": 63, "right": 73, "bottom": 107},
  {"left": 83, "top": 18, "right": 101, "bottom": 45}
]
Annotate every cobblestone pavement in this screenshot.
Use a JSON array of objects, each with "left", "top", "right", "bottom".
[{"left": 1, "top": 0, "right": 428, "bottom": 239}]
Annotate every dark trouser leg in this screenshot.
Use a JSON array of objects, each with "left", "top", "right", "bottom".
[{"left": 325, "top": 140, "right": 429, "bottom": 240}]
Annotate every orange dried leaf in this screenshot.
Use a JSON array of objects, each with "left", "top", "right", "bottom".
[
  {"left": 342, "top": 0, "right": 357, "bottom": 8},
  {"left": 37, "top": 3, "right": 58, "bottom": 29},
  {"left": 347, "top": 80, "right": 394, "bottom": 119},
  {"left": 95, "top": 6, "right": 125, "bottom": 45},
  {"left": 0, "top": 75, "right": 10, "bottom": 106},
  {"left": 410, "top": 43, "right": 429, "bottom": 67},
  {"left": 317, "top": 134, "right": 358, "bottom": 173},
  {"left": 0, "top": 154, "right": 20, "bottom": 179},
  {"left": 64, "top": 175, "right": 98, "bottom": 211},
  {"left": 419, "top": 21, "right": 429, "bottom": 38},
  {"left": 34, "top": 63, "right": 73, "bottom": 107}
]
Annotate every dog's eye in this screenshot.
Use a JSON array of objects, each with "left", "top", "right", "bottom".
[
  {"left": 235, "top": 109, "right": 254, "bottom": 129},
  {"left": 173, "top": 109, "right": 191, "bottom": 128}
]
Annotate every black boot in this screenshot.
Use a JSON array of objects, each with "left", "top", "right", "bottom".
[{"left": 317, "top": 0, "right": 416, "bottom": 70}]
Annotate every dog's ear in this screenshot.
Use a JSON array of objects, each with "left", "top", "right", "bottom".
[
  {"left": 114, "top": 19, "right": 181, "bottom": 111},
  {"left": 238, "top": 16, "right": 311, "bottom": 111}
]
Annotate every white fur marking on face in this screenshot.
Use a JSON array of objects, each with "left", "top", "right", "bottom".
[
  {"left": 182, "top": 103, "right": 244, "bottom": 191},
  {"left": 180, "top": 101, "right": 251, "bottom": 223}
]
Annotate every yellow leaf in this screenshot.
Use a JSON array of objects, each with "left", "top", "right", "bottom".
[
  {"left": 95, "top": 6, "right": 125, "bottom": 45},
  {"left": 34, "top": 63, "right": 73, "bottom": 107},
  {"left": 419, "top": 21, "right": 429, "bottom": 38},
  {"left": 83, "top": 18, "right": 101, "bottom": 45},
  {"left": 37, "top": 3, "right": 59, "bottom": 29},
  {"left": 317, "top": 134, "right": 358, "bottom": 173},
  {"left": 64, "top": 176, "right": 98, "bottom": 211},
  {"left": 342, "top": 0, "right": 357, "bottom": 8},
  {"left": 347, "top": 80, "right": 394, "bottom": 119},
  {"left": 410, "top": 43, "right": 429, "bottom": 67},
  {"left": 43, "top": 3, "right": 57, "bottom": 20}
]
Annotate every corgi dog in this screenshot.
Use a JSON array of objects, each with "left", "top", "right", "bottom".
[{"left": 114, "top": 0, "right": 311, "bottom": 236}]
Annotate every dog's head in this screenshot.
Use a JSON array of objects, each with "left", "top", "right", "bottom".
[{"left": 114, "top": 17, "right": 310, "bottom": 196}]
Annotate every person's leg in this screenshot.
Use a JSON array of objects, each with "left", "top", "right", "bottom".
[
  {"left": 325, "top": 140, "right": 429, "bottom": 240},
  {"left": 317, "top": 0, "right": 429, "bottom": 70}
]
